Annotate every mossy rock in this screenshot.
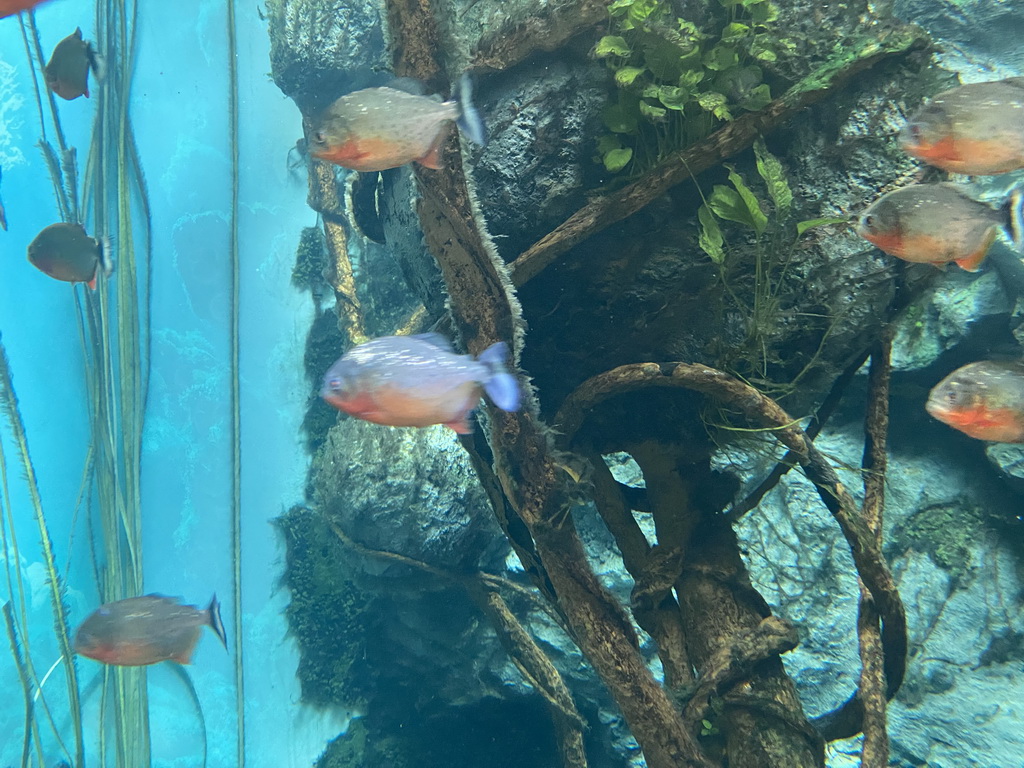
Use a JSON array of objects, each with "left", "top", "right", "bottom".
[
  {"left": 890, "top": 500, "right": 993, "bottom": 587},
  {"left": 276, "top": 505, "right": 374, "bottom": 707}
]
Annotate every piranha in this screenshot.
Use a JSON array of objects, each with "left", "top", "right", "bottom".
[
  {"left": 307, "top": 75, "right": 486, "bottom": 172},
  {"left": 321, "top": 333, "right": 521, "bottom": 433},
  {"left": 857, "top": 183, "right": 1023, "bottom": 272},
  {"left": 74, "top": 594, "right": 227, "bottom": 666},
  {"left": 44, "top": 27, "right": 103, "bottom": 100},
  {"left": 901, "top": 77, "right": 1024, "bottom": 175},
  {"left": 926, "top": 360, "right": 1024, "bottom": 443},
  {"left": 0, "top": 0, "right": 53, "bottom": 18},
  {"left": 28, "top": 222, "right": 113, "bottom": 289},
  {"left": 0, "top": 166, "right": 7, "bottom": 232}
]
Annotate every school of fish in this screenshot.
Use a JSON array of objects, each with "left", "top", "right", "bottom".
[{"left": 1, "top": 0, "right": 1024, "bottom": 699}]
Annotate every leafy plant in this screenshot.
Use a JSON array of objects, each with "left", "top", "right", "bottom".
[
  {"left": 594, "top": 0, "right": 795, "bottom": 176},
  {"left": 697, "top": 137, "right": 847, "bottom": 388}
]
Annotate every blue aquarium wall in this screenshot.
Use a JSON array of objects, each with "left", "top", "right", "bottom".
[{"left": 1, "top": 2, "right": 350, "bottom": 766}]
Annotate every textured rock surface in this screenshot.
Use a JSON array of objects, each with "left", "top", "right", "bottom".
[{"left": 266, "top": 0, "right": 388, "bottom": 114}]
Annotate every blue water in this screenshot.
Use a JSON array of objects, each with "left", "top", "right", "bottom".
[{"left": 0, "top": 3, "right": 350, "bottom": 766}]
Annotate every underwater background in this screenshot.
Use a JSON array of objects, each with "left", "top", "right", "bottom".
[{"left": 0, "top": 1, "right": 1022, "bottom": 767}]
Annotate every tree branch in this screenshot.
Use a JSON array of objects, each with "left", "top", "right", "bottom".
[{"left": 509, "top": 25, "right": 929, "bottom": 287}]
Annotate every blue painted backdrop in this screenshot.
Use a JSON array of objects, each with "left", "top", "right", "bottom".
[{"left": 0, "top": 3, "right": 349, "bottom": 765}]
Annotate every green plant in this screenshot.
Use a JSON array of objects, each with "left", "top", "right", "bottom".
[
  {"left": 697, "top": 138, "right": 847, "bottom": 389},
  {"left": 594, "top": 0, "right": 795, "bottom": 176}
]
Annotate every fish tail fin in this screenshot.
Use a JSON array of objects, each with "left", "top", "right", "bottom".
[
  {"left": 1003, "top": 187, "right": 1024, "bottom": 252},
  {"left": 478, "top": 341, "right": 520, "bottom": 412},
  {"left": 98, "top": 236, "right": 114, "bottom": 279},
  {"left": 86, "top": 43, "right": 106, "bottom": 83},
  {"left": 455, "top": 73, "right": 487, "bottom": 147},
  {"left": 207, "top": 594, "right": 228, "bottom": 649}
]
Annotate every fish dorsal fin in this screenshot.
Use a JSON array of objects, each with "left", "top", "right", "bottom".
[
  {"left": 387, "top": 77, "right": 428, "bottom": 96},
  {"left": 412, "top": 332, "right": 455, "bottom": 352},
  {"left": 144, "top": 593, "right": 178, "bottom": 603}
]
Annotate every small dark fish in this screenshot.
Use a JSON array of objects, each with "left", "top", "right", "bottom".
[
  {"left": 857, "top": 183, "right": 1023, "bottom": 272},
  {"left": 28, "top": 222, "right": 113, "bottom": 289},
  {"left": 308, "top": 74, "right": 486, "bottom": 172},
  {"left": 0, "top": 166, "right": 7, "bottom": 232},
  {"left": 45, "top": 27, "right": 102, "bottom": 100},
  {"left": 321, "top": 333, "right": 520, "bottom": 433},
  {"left": 0, "top": 0, "right": 53, "bottom": 18},
  {"left": 351, "top": 170, "right": 386, "bottom": 243},
  {"left": 74, "top": 594, "right": 227, "bottom": 666},
  {"left": 901, "top": 77, "right": 1024, "bottom": 175},
  {"left": 926, "top": 360, "right": 1024, "bottom": 443}
]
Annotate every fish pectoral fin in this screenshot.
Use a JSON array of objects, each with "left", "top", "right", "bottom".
[
  {"left": 173, "top": 646, "right": 196, "bottom": 665},
  {"left": 418, "top": 129, "right": 452, "bottom": 170}
]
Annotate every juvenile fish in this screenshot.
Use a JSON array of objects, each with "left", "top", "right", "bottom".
[
  {"left": 308, "top": 75, "right": 486, "bottom": 172},
  {"left": 926, "top": 360, "right": 1024, "bottom": 443},
  {"left": 28, "top": 222, "right": 113, "bottom": 289},
  {"left": 901, "top": 77, "right": 1024, "bottom": 175},
  {"left": 0, "top": 166, "right": 7, "bottom": 232},
  {"left": 74, "top": 594, "right": 227, "bottom": 666},
  {"left": 321, "top": 333, "right": 520, "bottom": 433},
  {"left": 45, "top": 27, "right": 102, "bottom": 100},
  {"left": 0, "top": 0, "right": 53, "bottom": 18},
  {"left": 857, "top": 183, "right": 1023, "bottom": 271}
]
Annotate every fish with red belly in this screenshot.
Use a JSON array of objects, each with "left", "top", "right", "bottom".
[
  {"left": 74, "top": 594, "right": 227, "bottom": 666},
  {"left": 307, "top": 75, "right": 486, "bottom": 172},
  {"left": 0, "top": 0, "right": 53, "bottom": 18},
  {"left": 926, "top": 361, "right": 1024, "bottom": 443},
  {"left": 857, "top": 183, "right": 1023, "bottom": 272},
  {"left": 28, "top": 222, "right": 113, "bottom": 289},
  {"left": 901, "top": 77, "right": 1024, "bottom": 175},
  {"left": 321, "top": 333, "right": 521, "bottom": 433}
]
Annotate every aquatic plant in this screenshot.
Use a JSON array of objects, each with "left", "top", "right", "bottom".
[
  {"left": 696, "top": 137, "right": 846, "bottom": 389},
  {"left": 594, "top": 0, "right": 794, "bottom": 176}
]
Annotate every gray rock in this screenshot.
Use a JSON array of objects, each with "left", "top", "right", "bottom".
[
  {"left": 310, "top": 417, "right": 508, "bottom": 575},
  {"left": 266, "top": 0, "right": 388, "bottom": 115},
  {"left": 985, "top": 443, "right": 1024, "bottom": 499}
]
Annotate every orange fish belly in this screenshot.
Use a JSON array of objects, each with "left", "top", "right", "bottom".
[
  {"left": 315, "top": 136, "right": 415, "bottom": 172},
  {"left": 935, "top": 405, "right": 1024, "bottom": 442},
  {"left": 908, "top": 134, "right": 1024, "bottom": 175}
]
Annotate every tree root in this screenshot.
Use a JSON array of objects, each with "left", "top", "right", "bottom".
[
  {"left": 679, "top": 616, "right": 799, "bottom": 732},
  {"left": 508, "top": 25, "right": 930, "bottom": 287},
  {"left": 555, "top": 361, "right": 907, "bottom": 743}
]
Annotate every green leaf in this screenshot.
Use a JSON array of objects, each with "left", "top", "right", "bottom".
[
  {"left": 720, "top": 22, "right": 750, "bottom": 43},
  {"left": 615, "top": 66, "right": 647, "bottom": 86},
  {"left": 796, "top": 217, "right": 848, "bottom": 236},
  {"left": 608, "top": 0, "right": 634, "bottom": 11},
  {"left": 698, "top": 204, "right": 726, "bottom": 264},
  {"left": 595, "top": 35, "right": 632, "bottom": 57},
  {"left": 727, "top": 167, "right": 768, "bottom": 235},
  {"left": 754, "top": 48, "right": 777, "bottom": 62},
  {"left": 602, "top": 100, "right": 639, "bottom": 134},
  {"left": 749, "top": 0, "right": 779, "bottom": 24},
  {"left": 703, "top": 44, "right": 739, "bottom": 71},
  {"left": 603, "top": 147, "right": 634, "bottom": 172},
  {"left": 753, "top": 136, "right": 792, "bottom": 216},
  {"left": 696, "top": 92, "right": 733, "bottom": 121},
  {"left": 640, "top": 33, "right": 690, "bottom": 81},
  {"left": 639, "top": 101, "right": 668, "bottom": 120},
  {"left": 678, "top": 69, "right": 705, "bottom": 87},
  {"left": 739, "top": 83, "right": 772, "bottom": 111},
  {"left": 596, "top": 134, "right": 622, "bottom": 155},
  {"left": 656, "top": 85, "right": 689, "bottom": 110}
]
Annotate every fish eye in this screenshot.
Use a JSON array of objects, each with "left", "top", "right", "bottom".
[
  {"left": 328, "top": 377, "right": 342, "bottom": 391},
  {"left": 313, "top": 131, "right": 327, "bottom": 145},
  {"left": 862, "top": 214, "right": 875, "bottom": 230}
]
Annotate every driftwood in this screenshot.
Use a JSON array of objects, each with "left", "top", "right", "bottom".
[
  {"left": 385, "top": 2, "right": 716, "bottom": 766},
  {"left": 855, "top": 337, "right": 892, "bottom": 766},
  {"left": 554, "top": 361, "right": 908, "bottom": 744},
  {"left": 508, "top": 25, "right": 930, "bottom": 287},
  {"left": 470, "top": 0, "right": 612, "bottom": 73},
  {"left": 307, "top": 160, "right": 366, "bottom": 343}
]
